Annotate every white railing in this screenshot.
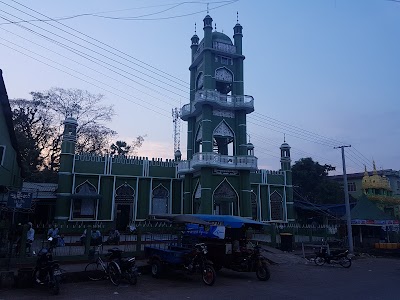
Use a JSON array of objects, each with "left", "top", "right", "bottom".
[
  {"left": 181, "top": 90, "right": 254, "bottom": 118},
  {"left": 177, "top": 152, "right": 257, "bottom": 173}
]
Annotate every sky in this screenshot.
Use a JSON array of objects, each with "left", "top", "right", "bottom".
[{"left": 0, "top": 0, "right": 399, "bottom": 175}]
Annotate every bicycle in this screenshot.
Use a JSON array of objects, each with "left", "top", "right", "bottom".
[{"left": 84, "top": 244, "right": 122, "bottom": 286}]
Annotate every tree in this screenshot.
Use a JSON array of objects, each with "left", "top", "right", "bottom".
[
  {"left": 11, "top": 88, "right": 117, "bottom": 182},
  {"left": 10, "top": 98, "right": 54, "bottom": 180},
  {"left": 110, "top": 141, "right": 131, "bottom": 156},
  {"left": 110, "top": 136, "right": 146, "bottom": 156},
  {"left": 292, "top": 157, "right": 345, "bottom": 204}
]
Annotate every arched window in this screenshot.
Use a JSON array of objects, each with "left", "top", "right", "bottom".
[
  {"left": 213, "top": 120, "right": 234, "bottom": 156},
  {"left": 152, "top": 185, "right": 169, "bottom": 214},
  {"left": 270, "top": 191, "right": 283, "bottom": 221}
]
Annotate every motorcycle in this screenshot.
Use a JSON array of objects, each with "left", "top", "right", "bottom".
[
  {"left": 314, "top": 247, "right": 352, "bottom": 268},
  {"left": 183, "top": 243, "right": 216, "bottom": 286},
  {"left": 224, "top": 243, "right": 271, "bottom": 281},
  {"left": 32, "top": 237, "right": 62, "bottom": 295},
  {"left": 107, "top": 248, "right": 139, "bottom": 285}
]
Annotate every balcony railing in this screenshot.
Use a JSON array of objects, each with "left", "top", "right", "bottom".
[
  {"left": 181, "top": 90, "right": 254, "bottom": 119},
  {"left": 177, "top": 152, "right": 258, "bottom": 174}
]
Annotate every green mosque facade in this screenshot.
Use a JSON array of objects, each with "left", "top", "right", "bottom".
[{"left": 55, "top": 14, "right": 295, "bottom": 230}]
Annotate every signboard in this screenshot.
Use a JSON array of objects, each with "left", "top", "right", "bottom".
[
  {"left": 185, "top": 224, "right": 226, "bottom": 239},
  {"left": 351, "top": 219, "right": 400, "bottom": 226},
  {"left": 213, "top": 169, "right": 239, "bottom": 176},
  {"left": 7, "top": 191, "right": 32, "bottom": 209}
]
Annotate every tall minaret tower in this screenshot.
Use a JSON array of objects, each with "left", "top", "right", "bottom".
[
  {"left": 179, "top": 13, "right": 256, "bottom": 217},
  {"left": 55, "top": 117, "right": 78, "bottom": 223},
  {"left": 280, "top": 139, "right": 294, "bottom": 222}
]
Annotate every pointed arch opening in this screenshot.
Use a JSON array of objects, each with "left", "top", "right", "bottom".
[
  {"left": 195, "top": 123, "right": 203, "bottom": 153},
  {"left": 71, "top": 180, "right": 99, "bottom": 220},
  {"left": 115, "top": 183, "right": 135, "bottom": 231},
  {"left": 251, "top": 191, "right": 259, "bottom": 221},
  {"left": 192, "top": 180, "right": 202, "bottom": 214},
  {"left": 213, "top": 120, "right": 234, "bottom": 156},
  {"left": 213, "top": 179, "right": 238, "bottom": 215},
  {"left": 152, "top": 184, "right": 169, "bottom": 214},
  {"left": 215, "top": 67, "right": 233, "bottom": 95},
  {"left": 270, "top": 191, "right": 283, "bottom": 221}
]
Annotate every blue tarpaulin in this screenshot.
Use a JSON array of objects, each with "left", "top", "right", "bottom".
[{"left": 190, "top": 214, "right": 266, "bottom": 229}]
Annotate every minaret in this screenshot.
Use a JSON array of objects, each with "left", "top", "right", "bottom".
[
  {"left": 55, "top": 117, "right": 78, "bottom": 223},
  {"left": 180, "top": 12, "right": 255, "bottom": 216},
  {"left": 280, "top": 137, "right": 291, "bottom": 171},
  {"left": 280, "top": 138, "right": 294, "bottom": 222}
]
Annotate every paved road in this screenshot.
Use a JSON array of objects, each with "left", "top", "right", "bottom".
[{"left": 1, "top": 257, "right": 400, "bottom": 300}]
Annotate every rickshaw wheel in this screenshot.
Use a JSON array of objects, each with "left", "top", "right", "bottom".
[
  {"left": 202, "top": 265, "right": 216, "bottom": 286},
  {"left": 256, "top": 264, "right": 271, "bottom": 281},
  {"left": 151, "top": 259, "right": 163, "bottom": 278}
]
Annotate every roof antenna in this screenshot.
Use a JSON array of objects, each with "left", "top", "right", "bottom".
[
  {"left": 237, "top": 11, "right": 239, "bottom": 23},
  {"left": 284, "top": 133, "right": 286, "bottom": 143},
  {"left": 207, "top": 3, "right": 209, "bottom": 14},
  {"left": 194, "top": 22, "right": 196, "bottom": 34}
]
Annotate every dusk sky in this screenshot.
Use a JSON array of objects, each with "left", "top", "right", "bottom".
[{"left": 0, "top": 0, "right": 399, "bottom": 174}]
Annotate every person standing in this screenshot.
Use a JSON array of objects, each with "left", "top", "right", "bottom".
[
  {"left": 47, "top": 223, "right": 60, "bottom": 247},
  {"left": 26, "top": 222, "right": 35, "bottom": 256}
]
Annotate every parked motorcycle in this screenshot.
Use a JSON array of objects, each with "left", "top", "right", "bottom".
[
  {"left": 107, "top": 248, "right": 139, "bottom": 285},
  {"left": 224, "top": 243, "right": 271, "bottom": 281},
  {"left": 183, "top": 243, "right": 216, "bottom": 286},
  {"left": 314, "top": 247, "right": 352, "bottom": 268},
  {"left": 32, "top": 237, "right": 62, "bottom": 295}
]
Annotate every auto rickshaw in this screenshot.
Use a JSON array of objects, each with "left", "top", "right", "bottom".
[{"left": 188, "top": 214, "right": 271, "bottom": 281}]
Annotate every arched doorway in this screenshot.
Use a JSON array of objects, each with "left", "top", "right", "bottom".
[
  {"left": 213, "top": 179, "right": 238, "bottom": 215},
  {"left": 115, "top": 183, "right": 135, "bottom": 231}
]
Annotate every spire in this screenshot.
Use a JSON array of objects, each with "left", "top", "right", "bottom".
[
  {"left": 284, "top": 133, "right": 286, "bottom": 143},
  {"left": 364, "top": 165, "right": 369, "bottom": 176},
  {"left": 373, "top": 160, "right": 378, "bottom": 175},
  {"left": 236, "top": 11, "right": 239, "bottom": 24},
  {"left": 215, "top": 23, "right": 217, "bottom": 31}
]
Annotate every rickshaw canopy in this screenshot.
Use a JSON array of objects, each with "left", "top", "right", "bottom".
[{"left": 190, "top": 214, "right": 267, "bottom": 229}]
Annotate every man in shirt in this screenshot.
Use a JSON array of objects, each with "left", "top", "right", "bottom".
[{"left": 26, "top": 222, "right": 35, "bottom": 256}]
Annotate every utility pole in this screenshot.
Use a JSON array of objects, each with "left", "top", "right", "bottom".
[{"left": 334, "top": 145, "right": 354, "bottom": 254}]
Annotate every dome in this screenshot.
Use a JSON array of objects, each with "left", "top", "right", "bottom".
[
  {"left": 174, "top": 149, "right": 182, "bottom": 157},
  {"left": 246, "top": 143, "right": 254, "bottom": 150},
  {"left": 212, "top": 31, "right": 233, "bottom": 45},
  {"left": 280, "top": 142, "right": 290, "bottom": 149}
]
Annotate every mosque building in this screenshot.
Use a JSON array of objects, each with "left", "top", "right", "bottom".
[{"left": 55, "top": 14, "right": 295, "bottom": 230}]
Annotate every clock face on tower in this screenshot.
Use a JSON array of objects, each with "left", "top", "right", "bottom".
[{"left": 215, "top": 68, "right": 233, "bottom": 82}]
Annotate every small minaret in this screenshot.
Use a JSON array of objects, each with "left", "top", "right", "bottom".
[
  {"left": 55, "top": 117, "right": 78, "bottom": 223},
  {"left": 280, "top": 137, "right": 291, "bottom": 171}
]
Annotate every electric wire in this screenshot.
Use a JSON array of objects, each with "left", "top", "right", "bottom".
[
  {"left": 0, "top": 10, "right": 188, "bottom": 102},
  {"left": 0, "top": 1, "right": 376, "bottom": 170},
  {"left": 0, "top": 24, "right": 180, "bottom": 109},
  {"left": 0, "top": 40, "right": 171, "bottom": 119},
  {"left": 3, "top": 0, "right": 190, "bottom": 88}
]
